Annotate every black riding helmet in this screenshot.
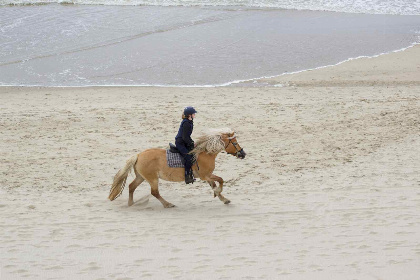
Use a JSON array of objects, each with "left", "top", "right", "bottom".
[{"left": 184, "top": 106, "right": 197, "bottom": 116}]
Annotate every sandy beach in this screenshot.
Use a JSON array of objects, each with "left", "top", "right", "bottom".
[{"left": 1, "top": 45, "right": 419, "bottom": 279}]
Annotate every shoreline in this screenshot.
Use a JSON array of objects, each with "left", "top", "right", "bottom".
[
  {"left": 1, "top": 42, "right": 418, "bottom": 89},
  {"left": 242, "top": 41, "right": 420, "bottom": 87}
]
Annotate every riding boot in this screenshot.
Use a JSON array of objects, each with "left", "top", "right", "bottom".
[{"left": 185, "top": 170, "right": 195, "bottom": 184}]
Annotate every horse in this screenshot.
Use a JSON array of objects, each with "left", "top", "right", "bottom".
[{"left": 108, "top": 128, "right": 246, "bottom": 208}]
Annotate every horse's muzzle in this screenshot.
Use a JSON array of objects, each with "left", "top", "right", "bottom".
[{"left": 237, "top": 149, "right": 246, "bottom": 159}]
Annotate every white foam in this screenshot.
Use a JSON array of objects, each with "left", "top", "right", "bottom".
[{"left": 1, "top": 0, "right": 419, "bottom": 15}]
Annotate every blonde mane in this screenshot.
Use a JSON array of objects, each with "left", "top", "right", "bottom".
[{"left": 190, "top": 128, "right": 234, "bottom": 158}]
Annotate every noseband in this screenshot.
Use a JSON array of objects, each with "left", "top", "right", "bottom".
[{"left": 225, "top": 137, "right": 244, "bottom": 156}]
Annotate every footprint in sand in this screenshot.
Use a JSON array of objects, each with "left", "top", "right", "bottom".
[
  {"left": 134, "top": 258, "right": 152, "bottom": 264},
  {"left": 197, "top": 258, "right": 212, "bottom": 263},
  {"left": 45, "top": 265, "right": 64, "bottom": 270},
  {"left": 13, "top": 269, "right": 28, "bottom": 274},
  {"left": 194, "top": 253, "right": 208, "bottom": 257},
  {"left": 66, "top": 244, "right": 81, "bottom": 248},
  {"left": 194, "top": 264, "right": 210, "bottom": 270},
  {"left": 81, "top": 262, "right": 101, "bottom": 271},
  {"left": 4, "top": 264, "right": 16, "bottom": 269}
]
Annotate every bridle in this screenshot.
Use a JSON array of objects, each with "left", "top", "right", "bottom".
[{"left": 225, "top": 136, "right": 244, "bottom": 156}]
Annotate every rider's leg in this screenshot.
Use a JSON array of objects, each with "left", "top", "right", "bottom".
[
  {"left": 175, "top": 141, "right": 195, "bottom": 184},
  {"left": 183, "top": 153, "right": 195, "bottom": 184}
]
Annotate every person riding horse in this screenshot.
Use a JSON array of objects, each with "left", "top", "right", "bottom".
[
  {"left": 175, "top": 106, "right": 197, "bottom": 184},
  {"left": 109, "top": 124, "right": 246, "bottom": 208}
]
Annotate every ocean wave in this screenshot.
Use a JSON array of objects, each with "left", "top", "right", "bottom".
[{"left": 1, "top": 0, "right": 419, "bottom": 16}]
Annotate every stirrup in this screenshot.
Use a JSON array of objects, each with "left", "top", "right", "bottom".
[{"left": 185, "top": 171, "right": 195, "bottom": 184}]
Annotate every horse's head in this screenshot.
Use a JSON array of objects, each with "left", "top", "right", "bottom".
[{"left": 222, "top": 132, "right": 246, "bottom": 159}]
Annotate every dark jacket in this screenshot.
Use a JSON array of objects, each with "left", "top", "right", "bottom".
[{"left": 175, "top": 118, "right": 194, "bottom": 150}]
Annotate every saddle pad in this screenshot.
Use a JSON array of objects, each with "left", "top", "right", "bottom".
[{"left": 166, "top": 150, "right": 185, "bottom": 168}]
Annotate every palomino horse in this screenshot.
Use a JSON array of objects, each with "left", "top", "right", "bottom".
[{"left": 108, "top": 128, "right": 246, "bottom": 208}]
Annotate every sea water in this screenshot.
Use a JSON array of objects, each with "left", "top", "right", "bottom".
[{"left": 0, "top": 1, "right": 419, "bottom": 86}]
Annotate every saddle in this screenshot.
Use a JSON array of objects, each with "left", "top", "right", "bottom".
[
  {"left": 166, "top": 143, "right": 198, "bottom": 169},
  {"left": 166, "top": 143, "right": 184, "bottom": 168},
  {"left": 169, "top": 143, "right": 180, "bottom": 153}
]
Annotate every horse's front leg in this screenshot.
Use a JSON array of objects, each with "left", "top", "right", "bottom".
[{"left": 208, "top": 175, "right": 230, "bottom": 204}]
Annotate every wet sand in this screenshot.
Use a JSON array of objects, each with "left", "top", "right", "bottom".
[{"left": 0, "top": 45, "right": 419, "bottom": 279}]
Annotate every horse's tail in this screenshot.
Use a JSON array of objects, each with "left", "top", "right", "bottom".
[{"left": 108, "top": 154, "right": 138, "bottom": 201}]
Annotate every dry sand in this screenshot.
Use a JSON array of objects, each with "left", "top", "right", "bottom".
[{"left": 1, "top": 45, "right": 419, "bottom": 279}]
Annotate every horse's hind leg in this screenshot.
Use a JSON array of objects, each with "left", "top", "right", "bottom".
[
  {"left": 149, "top": 179, "right": 175, "bottom": 208},
  {"left": 128, "top": 172, "right": 145, "bottom": 206}
]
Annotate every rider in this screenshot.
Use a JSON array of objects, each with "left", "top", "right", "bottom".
[{"left": 175, "top": 106, "right": 197, "bottom": 184}]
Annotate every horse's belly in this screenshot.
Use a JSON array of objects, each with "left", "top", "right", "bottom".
[{"left": 158, "top": 169, "right": 184, "bottom": 182}]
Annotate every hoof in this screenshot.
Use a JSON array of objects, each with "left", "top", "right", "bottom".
[
  {"left": 224, "top": 200, "right": 231, "bottom": 204},
  {"left": 128, "top": 201, "right": 134, "bottom": 207},
  {"left": 164, "top": 203, "right": 176, "bottom": 208}
]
